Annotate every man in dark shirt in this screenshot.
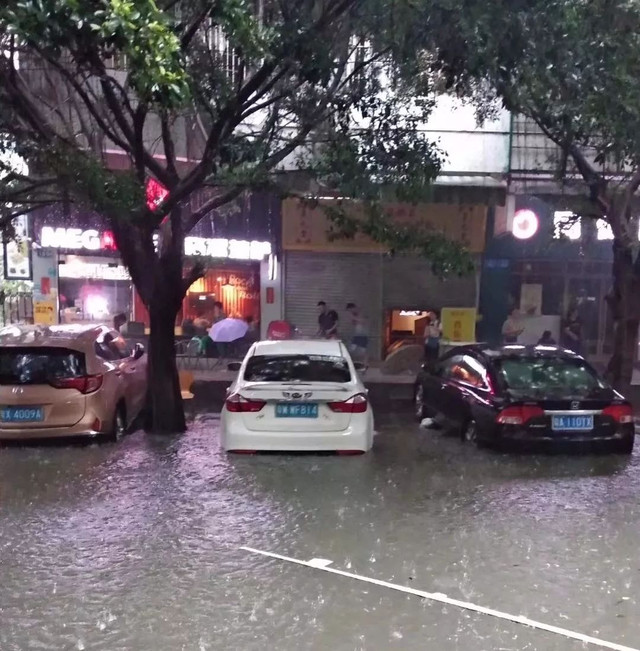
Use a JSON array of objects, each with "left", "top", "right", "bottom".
[{"left": 317, "top": 301, "right": 338, "bottom": 338}]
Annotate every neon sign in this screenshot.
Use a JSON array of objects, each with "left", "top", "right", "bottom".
[
  {"left": 41, "top": 227, "right": 117, "bottom": 251},
  {"left": 512, "top": 209, "right": 539, "bottom": 240},
  {"left": 39, "top": 227, "right": 271, "bottom": 260},
  {"left": 146, "top": 178, "right": 169, "bottom": 210},
  {"left": 184, "top": 236, "right": 271, "bottom": 260}
]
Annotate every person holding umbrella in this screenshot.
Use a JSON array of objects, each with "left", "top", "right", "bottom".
[{"left": 209, "top": 316, "right": 249, "bottom": 358}]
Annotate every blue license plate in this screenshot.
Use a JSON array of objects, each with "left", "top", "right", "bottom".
[
  {"left": 275, "top": 403, "right": 319, "bottom": 418},
  {"left": 1, "top": 406, "right": 44, "bottom": 423},
  {"left": 551, "top": 414, "right": 594, "bottom": 431}
]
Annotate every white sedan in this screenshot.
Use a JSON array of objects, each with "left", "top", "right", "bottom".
[{"left": 221, "top": 339, "right": 374, "bottom": 454}]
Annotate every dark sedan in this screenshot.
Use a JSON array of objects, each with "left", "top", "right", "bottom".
[{"left": 414, "top": 344, "right": 635, "bottom": 453}]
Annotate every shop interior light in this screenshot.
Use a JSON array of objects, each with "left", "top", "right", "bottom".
[
  {"left": 85, "top": 294, "right": 108, "bottom": 318},
  {"left": 268, "top": 253, "right": 278, "bottom": 281},
  {"left": 512, "top": 209, "right": 539, "bottom": 240}
]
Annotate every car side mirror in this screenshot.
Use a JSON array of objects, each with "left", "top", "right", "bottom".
[
  {"left": 227, "top": 361, "right": 242, "bottom": 372},
  {"left": 133, "top": 343, "right": 145, "bottom": 360}
]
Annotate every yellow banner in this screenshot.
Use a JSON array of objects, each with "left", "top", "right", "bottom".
[
  {"left": 441, "top": 307, "right": 477, "bottom": 343},
  {"left": 282, "top": 199, "right": 487, "bottom": 253},
  {"left": 34, "top": 300, "right": 56, "bottom": 325}
]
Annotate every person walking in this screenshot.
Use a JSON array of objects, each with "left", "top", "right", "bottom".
[
  {"left": 346, "top": 302, "right": 369, "bottom": 364},
  {"left": 424, "top": 311, "right": 442, "bottom": 364},
  {"left": 317, "top": 301, "right": 339, "bottom": 339}
]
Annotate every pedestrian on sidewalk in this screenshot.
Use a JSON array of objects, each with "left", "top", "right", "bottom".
[
  {"left": 424, "top": 311, "right": 441, "bottom": 365},
  {"left": 561, "top": 307, "right": 583, "bottom": 355},
  {"left": 346, "top": 302, "right": 369, "bottom": 364},
  {"left": 502, "top": 307, "right": 524, "bottom": 345},
  {"left": 317, "top": 301, "right": 339, "bottom": 339}
]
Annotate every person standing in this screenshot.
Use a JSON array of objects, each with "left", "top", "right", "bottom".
[
  {"left": 212, "top": 301, "right": 227, "bottom": 323},
  {"left": 113, "top": 313, "right": 127, "bottom": 333},
  {"left": 424, "top": 311, "right": 442, "bottom": 363},
  {"left": 317, "top": 301, "right": 339, "bottom": 338},
  {"left": 561, "top": 307, "right": 583, "bottom": 355},
  {"left": 502, "top": 308, "right": 524, "bottom": 344},
  {"left": 346, "top": 303, "right": 369, "bottom": 363}
]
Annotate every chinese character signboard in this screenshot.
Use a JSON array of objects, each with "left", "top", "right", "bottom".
[
  {"left": 32, "top": 249, "right": 59, "bottom": 325},
  {"left": 282, "top": 199, "right": 487, "bottom": 253},
  {"left": 441, "top": 308, "right": 477, "bottom": 343},
  {"left": 33, "top": 300, "right": 56, "bottom": 325}
]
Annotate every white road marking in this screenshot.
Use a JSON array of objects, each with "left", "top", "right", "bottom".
[
  {"left": 308, "top": 558, "right": 333, "bottom": 568},
  {"left": 241, "top": 546, "right": 639, "bottom": 651}
]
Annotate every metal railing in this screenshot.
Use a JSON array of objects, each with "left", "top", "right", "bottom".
[{"left": 0, "top": 292, "right": 33, "bottom": 326}]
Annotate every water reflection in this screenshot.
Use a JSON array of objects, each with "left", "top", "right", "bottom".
[{"left": 0, "top": 413, "right": 638, "bottom": 650}]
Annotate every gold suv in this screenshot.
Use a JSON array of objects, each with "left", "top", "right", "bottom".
[{"left": 0, "top": 324, "right": 147, "bottom": 440}]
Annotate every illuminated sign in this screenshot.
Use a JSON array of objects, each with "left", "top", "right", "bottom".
[
  {"left": 39, "top": 227, "right": 271, "bottom": 260},
  {"left": 553, "top": 211, "right": 581, "bottom": 240},
  {"left": 596, "top": 219, "right": 614, "bottom": 241},
  {"left": 41, "top": 227, "right": 116, "bottom": 251},
  {"left": 184, "top": 237, "right": 271, "bottom": 260},
  {"left": 146, "top": 178, "right": 169, "bottom": 210},
  {"left": 58, "top": 261, "right": 131, "bottom": 281},
  {"left": 512, "top": 209, "right": 539, "bottom": 240}
]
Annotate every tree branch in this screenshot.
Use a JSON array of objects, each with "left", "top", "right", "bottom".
[{"left": 160, "top": 111, "right": 179, "bottom": 181}]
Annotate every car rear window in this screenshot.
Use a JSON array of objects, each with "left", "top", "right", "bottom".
[
  {"left": 0, "top": 347, "right": 86, "bottom": 385},
  {"left": 496, "top": 356, "right": 605, "bottom": 397},
  {"left": 244, "top": 355, "right": 351, "bottom": 383}
]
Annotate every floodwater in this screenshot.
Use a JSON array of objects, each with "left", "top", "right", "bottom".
[{"left": 1, "top": 413, "right": 639, "bottom": 651}]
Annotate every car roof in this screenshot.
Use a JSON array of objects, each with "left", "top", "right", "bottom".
[
  {"left": 252, "top": 339, "right": 345, "bottom": 357},
  {"left": 449, "top": 343, "right": 582, "bottom": 361},
  {"left": 0, "top": 324, "right": 109, "bottom": 354}
]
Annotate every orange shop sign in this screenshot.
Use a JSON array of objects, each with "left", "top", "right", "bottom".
[{"left": 282, "top": 199, "right": 487, "bottom": 253}]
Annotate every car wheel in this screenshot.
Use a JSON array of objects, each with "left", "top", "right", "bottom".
[
  {"left": 108, "top": 404, "right": 127, "bottom": 442},
  {"left": 462, "top": 419, "right": 484, "bottom": 447},
  {"left": 414, "top": 384, "right": 426, "bottom": 422},
  {"left": 617, "top": 434, "right": 635, "bottom": 455}
]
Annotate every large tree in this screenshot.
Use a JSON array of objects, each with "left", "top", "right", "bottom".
[
  {"left": 418, "top": 0, "right": 640, "bottom": 388},
  {"left": 0, "top": 0, "right": 462, "bottom": 432}
]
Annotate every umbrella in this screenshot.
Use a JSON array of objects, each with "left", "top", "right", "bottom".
[{"left": 210, "top": 318, "right": 249, "bottom": 343}]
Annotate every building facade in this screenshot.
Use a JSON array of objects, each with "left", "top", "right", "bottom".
[{"left": 26, "top": 193, "right": 282, "bottom": 338}]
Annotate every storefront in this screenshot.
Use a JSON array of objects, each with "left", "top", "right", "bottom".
[
  {"left": 479, "top": 196, "right": 614, "bottom": 362},
  {"left": 282, "top": 199, "right": 487, "bottom": 360},
  {"left": 29, "top": 193, "right": 281, "bottom": 335}
]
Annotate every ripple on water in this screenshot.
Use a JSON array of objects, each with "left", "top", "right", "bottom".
[{"left": 0, "top": 414, "right": 639, "bottom": 650}]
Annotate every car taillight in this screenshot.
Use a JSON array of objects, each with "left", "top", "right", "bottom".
[
  {"left": 496, "top": 405, "right": 544, "bottom": 425},
  {"left": 602, "top": 404, "right": 634, "bottom": 424},
  {"left": 50, "top": 374, "right": 103, "bottom": 394},
  {"left": 225, "top": 394, "right": 266, "bottom": 413},
  {"left": 328, "top": 393, "right": 368, "bottom": 414}
]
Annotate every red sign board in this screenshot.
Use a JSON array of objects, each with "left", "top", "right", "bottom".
[{"left": 146, "top": 178, "right": 169, "bottom": 210}]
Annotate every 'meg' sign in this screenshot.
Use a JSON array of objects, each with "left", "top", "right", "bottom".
[
  {"left": 40, "top": 227, "right": 272, "bottom": 260},
  {"left": 41, "top": 227, "right": 116, "bottom": 251}
]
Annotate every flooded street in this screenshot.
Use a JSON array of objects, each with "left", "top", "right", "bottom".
[{"left": 1, "top": 413, "right": 639, "bottom": 651}]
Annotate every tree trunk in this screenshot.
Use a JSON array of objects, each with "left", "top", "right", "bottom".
[
  {"left": 606, "top": 240, "right": 640, "bottom": 393},
  {"left": 110, "top": 210, "right": 197, "bottom": 435},
  {"left": 147, "top": 287, "right": 186, "bottom": 434}
]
